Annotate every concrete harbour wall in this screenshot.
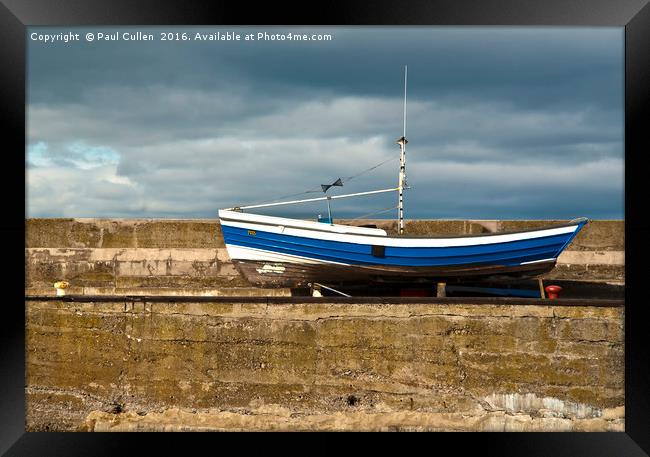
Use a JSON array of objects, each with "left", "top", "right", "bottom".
[
  {"left": 26, "top": 298, "right": 624, "bottom": 432},
  {"left": 24, "top": 218, "right": 625, "bottom": 432}
]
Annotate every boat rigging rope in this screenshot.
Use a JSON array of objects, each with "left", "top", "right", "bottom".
[
  {"left": 350, "top": 204, "right": 400, "bottom": 220},
  {"left": 341, "top": 156, "right": 398, "bottom": 183},
  {"left": 234, "top": 156, "right": 398, "bottom": 207}
]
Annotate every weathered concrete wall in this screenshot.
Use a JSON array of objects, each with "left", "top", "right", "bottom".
[
  {"left": 26, "top": 299, "right": 624, "bottom": 432},
  {"left": 25, "top": 219, "right": 624, "bottom": 295},
  {"left": 25, "top": 219, "right": 251, "bottom": 295},
  {"left": 24, "top": 218, "right": 624, "bottom": 250},
  {"left": 26, "top": 219, "right": 223, "bottom": 249}
]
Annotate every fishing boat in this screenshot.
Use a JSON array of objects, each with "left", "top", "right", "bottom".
[{"left": 218, "top": 67, "right": 589, "bottom": 288}]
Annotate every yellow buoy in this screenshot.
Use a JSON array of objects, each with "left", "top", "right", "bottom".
[{"left": 53, "top": 281, "right": 70, "bottom": 296}]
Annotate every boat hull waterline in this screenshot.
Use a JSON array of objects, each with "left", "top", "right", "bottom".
[{"left": 218, "top": 209, "right": 588, "bottom": 288}]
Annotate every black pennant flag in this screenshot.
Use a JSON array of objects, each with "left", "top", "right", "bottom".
[{"left": 321, "top": 178, "right": 343, "bottom": 193}]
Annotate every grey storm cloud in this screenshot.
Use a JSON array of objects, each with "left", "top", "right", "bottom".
[{"left": 26, "top": 26, "right": 623, "bottom": 219}]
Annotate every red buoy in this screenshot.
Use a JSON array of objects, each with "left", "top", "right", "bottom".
[{"left": 545, "top": 285, "right": 562, "bottom": 299}]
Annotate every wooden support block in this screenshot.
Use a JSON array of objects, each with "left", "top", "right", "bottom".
[
  {"left": 538, "top": 278, "right": 545, "bottom": 299},
  {"left": 437, "top": 282, "right": 446, "bottom": 298}
]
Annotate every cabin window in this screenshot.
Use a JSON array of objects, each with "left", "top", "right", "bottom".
[{"left": 371, "top": 245, "right": 385, "bottom": 258}]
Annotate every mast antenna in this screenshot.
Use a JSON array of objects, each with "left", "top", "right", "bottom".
[
  {"left": 397, "top": 65, "right": 408, "bottom": 235},
  {"left": 403, "top": 64, "right": 407, "bottom": 138}
]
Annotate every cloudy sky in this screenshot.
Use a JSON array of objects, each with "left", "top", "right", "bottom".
[{"left": 26, "top": 27, "right": 624, "bottom": 220}]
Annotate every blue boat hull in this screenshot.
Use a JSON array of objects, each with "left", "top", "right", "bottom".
[
  {"left": 222, "top": 225, "right": 574, "bottom": 267},
  {"left": 218, "top": 210, "right": 588, "bottom": 287}
]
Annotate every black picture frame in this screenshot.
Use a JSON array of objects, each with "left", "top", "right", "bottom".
[{"left": 3, "top": 0, "right": 649, "bottom": 454}]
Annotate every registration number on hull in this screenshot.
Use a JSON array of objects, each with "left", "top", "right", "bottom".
[{"left": 255, "top": 264, "right": 286, "bottom": 274}]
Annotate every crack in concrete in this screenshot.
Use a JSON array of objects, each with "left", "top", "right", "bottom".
[
  {"left": 27, "top": 385, "right": 109, "bottom": 404},
  {"left": 31, "top": 307, "right": 621, "bottom": 328}
]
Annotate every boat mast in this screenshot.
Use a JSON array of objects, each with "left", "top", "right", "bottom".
[{"left": 397, "top": 65, "right": 408, "bottom": 235}]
